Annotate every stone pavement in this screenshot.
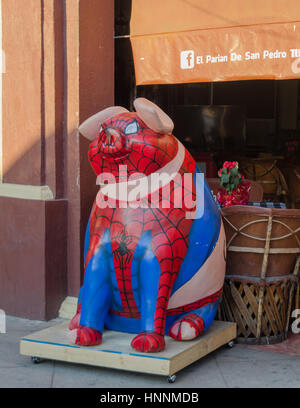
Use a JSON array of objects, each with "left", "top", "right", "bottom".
[
  {"left": 0, "top": 315, "right": 299, "bottom": 388},
  {"left": 248, "top": 333, "right": 300, "bottom": 358}
]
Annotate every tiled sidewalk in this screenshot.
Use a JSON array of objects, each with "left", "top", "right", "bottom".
[
  {"left": 0, "top": 315, "right": 299, "bottom": 388},
  {"left": 248, "top": 333, "right": 300, "bottom": 358}
]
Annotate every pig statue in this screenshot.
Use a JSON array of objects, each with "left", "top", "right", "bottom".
[{"left": 69, "top": 98, "right": 226, "bottom": 353}]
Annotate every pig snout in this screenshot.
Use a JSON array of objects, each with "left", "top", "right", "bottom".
[{"left": 99, "top": 125, "right": 126, "bottom": 157}]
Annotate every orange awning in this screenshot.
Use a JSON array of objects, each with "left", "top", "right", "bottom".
[{"left": 130, "top": 0, "right": 300, "bottom": 85}]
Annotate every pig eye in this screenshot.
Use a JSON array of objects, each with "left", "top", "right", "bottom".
[{"left": 124, "top": 121, "right": 139, "bottom": 135}]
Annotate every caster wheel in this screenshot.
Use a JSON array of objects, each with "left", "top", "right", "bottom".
[
  {"left": 168, "top": 375, "right": 176, "bottom": 384},
  {"left": 227, "top": 341, "right": 234, "bottom": 349},
  {"left": 31, "top": 356, "right": 44, "bottom": 364}
]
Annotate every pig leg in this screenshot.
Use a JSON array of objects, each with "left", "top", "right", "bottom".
[
  {"left": 69, "top": 207, "right": 112, "bottom": 331},
  {"left": 70, "top": 241, "right": 112, "bottom": 346},
  {"left": 131, "top": 208, "right": 192, "bottom": 353},
  {"left": 168, "top": 299, "right": 220, "bottom": 341},
  {"left": 130, "top": 245, "right": 162, "bottom": 352},
  {"left": 131, "top": 243, "right": 183, "bottom": 353}
]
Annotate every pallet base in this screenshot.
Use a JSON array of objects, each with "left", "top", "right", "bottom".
[{"left": 20, "top": 320, "right": 236, "bottom": 380}]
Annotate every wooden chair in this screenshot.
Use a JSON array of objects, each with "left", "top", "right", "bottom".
[
  {"left": 219, "top": 205, "right": 300, "bottom": 344},
  {"left": 238, "top": 158, "right": 289, "bottom": 204},
  {"left": 207, "top": 178, "right": 264, "bottom": 202},
  {"left": 286, "top": 165, "right": 300, "bottom": 209}
]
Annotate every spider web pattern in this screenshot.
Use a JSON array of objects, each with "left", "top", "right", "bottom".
[
  {"left": 170, "top": 313, "right": 205, "bottom": 341},
  {"left": 84, "top": 152, "right": 198, "bottom": 335},
  {"left": 83, "top": 114, "right": 203, "bottom": 336},
  {"left": 88, "top": 113, "right": 178, "bottom": 183}
]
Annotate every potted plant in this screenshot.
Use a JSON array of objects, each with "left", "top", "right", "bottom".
[{"left": 217, "top": 161, "right": 251, "bottom": 207}]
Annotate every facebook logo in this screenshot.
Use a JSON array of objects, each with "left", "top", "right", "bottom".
[
  {"left": 0, "top": 310, "right": 6, "bottom": 333},
  {"left": 180, "top": 50, "right": 195, "bottom": 69}
]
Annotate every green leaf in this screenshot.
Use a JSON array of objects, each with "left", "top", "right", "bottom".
[
  {"left": 233, "top": 178, "right": 240, "bottom": 187},
  {"left": 230, "top": 167, "right": 239, "bottom": 176},
  {"left": 222, "top": 174, "right": 230, "bottom": 183}
]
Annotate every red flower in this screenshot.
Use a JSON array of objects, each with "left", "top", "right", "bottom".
[
  {"left": 223, "top": 161, "right": 238, "bottom": 170},
  {"left": 217, "top": 160, "right": 247, "bottom": 198}
]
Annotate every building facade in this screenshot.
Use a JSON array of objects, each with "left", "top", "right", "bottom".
[{"left": 0, "top": 0, "right": 114, "bottom": 319}]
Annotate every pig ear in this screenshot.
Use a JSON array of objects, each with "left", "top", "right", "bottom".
[
  {"left": 133, "top": 98, "right": 174, "bottom": 135},
  {"left": 79, "top": 106, "right": 129, "bottom": 141}
]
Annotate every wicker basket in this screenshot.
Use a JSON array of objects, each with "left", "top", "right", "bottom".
[
  {"left": 218, "top": 278, "right": 299, "bottom": 344},
  {"left": 219, "top": 205, "right": 300, "bottom": 344}
]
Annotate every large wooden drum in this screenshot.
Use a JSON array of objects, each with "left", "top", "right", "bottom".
[{"left": 219, "top": 206, "right": 300, "bottom": 344}]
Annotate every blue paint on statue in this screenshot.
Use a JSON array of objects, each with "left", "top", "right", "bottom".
[{"left": 79, "top": 167, "right": 221, "bottom": 335}]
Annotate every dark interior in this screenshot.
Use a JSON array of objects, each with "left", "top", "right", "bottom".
[{"left": 115, "top": 0, "right": 300, "bottom": 183}]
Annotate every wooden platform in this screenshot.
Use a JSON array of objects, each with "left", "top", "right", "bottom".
[{"left": 20, "top": 320, "right": 236, "bottom": 379}]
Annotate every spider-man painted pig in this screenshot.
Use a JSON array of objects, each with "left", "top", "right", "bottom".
[{"left": 69, "top": 98, "right": 226, "bottom": 352}]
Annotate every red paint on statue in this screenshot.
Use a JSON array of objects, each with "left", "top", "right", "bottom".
[{"left": 84, "top": 112, "right": 197, "bottom": 343}]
